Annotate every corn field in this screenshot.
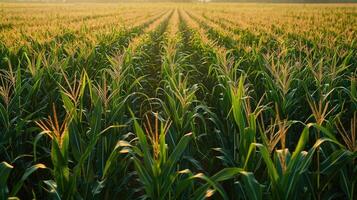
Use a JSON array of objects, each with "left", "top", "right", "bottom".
[{"left": 0, "top": 3, "right": 356, "bottom": 199}]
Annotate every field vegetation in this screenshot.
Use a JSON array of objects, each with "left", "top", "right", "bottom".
[{"left": 0, "top": 3, "right": 356, "bottom": 199}]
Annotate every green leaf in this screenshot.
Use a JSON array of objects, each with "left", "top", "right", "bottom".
[
  {"left": 247, "top": 143, "right": 279, "bottom": 183},
  {"left": 130, "top": 109, "right": 153, "bottom": 168},
  {"left": 192, "top": 167, "right": 262, "bottom": 200},
  {"left": 291, "top": 126, "right": 309, "bottom": 161},
  {"left": 0, "top": 104, "right": 9, "bottom": 130},
  {"left": 44, "top": 180, "right": 61, "bottom": 200},
  {"left": 0, "top": 161, "right": 13, "bottom": 199},
  {"left": 33, "top": 132, "right": 46, "bottom": 162},
  {"left": 164, "top": 132, "right": 193, "bottom": 175},
  {"left": 192, "top": 173, "right": 228, "bottom": 200},
  {"left": 231, "top": 75, "right": 246, "bottom": 134},
  {"left": 10, "top": 163, "right": 47, "bottom": 196},
  {"left": 240, "top": 171, "right": 263, "bottom": 200},
  {"left": 321, "top": 150, "right": 352, "bottom": 175}
]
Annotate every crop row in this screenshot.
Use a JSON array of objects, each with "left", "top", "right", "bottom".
[{"left": 0, "top": 4, "right": 356, "bottom": 200}]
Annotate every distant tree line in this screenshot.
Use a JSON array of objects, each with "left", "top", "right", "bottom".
[{"left": 211, "top": 0, "right": 357, "bottom": 3}]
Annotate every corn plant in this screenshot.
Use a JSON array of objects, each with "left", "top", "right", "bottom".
[{"left": 1, "top": 3, "right": 356, "bottom": 200}]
